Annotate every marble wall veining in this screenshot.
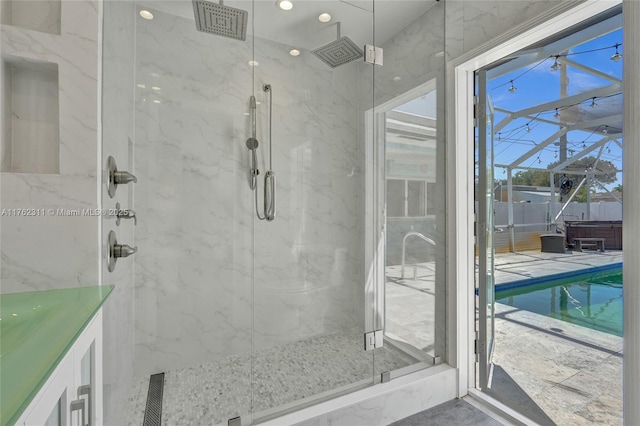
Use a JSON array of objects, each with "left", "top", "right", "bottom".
[
  {"left": 251, "top": 34, "right": 365, "bottom": 350},
  {"left": 132, "top": 8, "right": 253, "bottom": 377},
  {"left": 131, "top": 6, "right": 367, "bottom": 376},
  {"left": 0, "top": 1, "right": 99, "bottom": 294},
  {"left": 101, "top": 1, "right": 136, "bottom": 425}
]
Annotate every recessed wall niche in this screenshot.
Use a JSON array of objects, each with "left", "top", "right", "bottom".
[
  {"left": 1, "top": 56, "right": 60, "bottom": 174},
  {"left": 0, "top": 0, "right": 61, "bottom": 35}
]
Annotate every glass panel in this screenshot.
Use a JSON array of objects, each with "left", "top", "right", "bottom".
[
  {"left": 377, "top": 0, "right": 447, "bottom": 377},
  {"left": 426, "top": 182, "right": 437, "bottom": 216},
  {"left": 407, "top": 180, "right": 426, "bottom": 217},
  {"left": 80, "top": 344, "right": 91, "bottom": 386},
  {"left": 387, "top": 179, "right": 405, "bottom": 217},
  {"left": 476, "top": 69, "right": 495, "bottom": 389},
  {"left": 251, "top": 1, "right": 376, "bottom": 418},
  {"left": 80, "top": 345, "right": 92, "bottom": 426},
  {"left": 125, "top": 2, "right": 253, "bottom": 423},
  {"left": 43, "top": 397, "right": 61, "bottom": 426}
]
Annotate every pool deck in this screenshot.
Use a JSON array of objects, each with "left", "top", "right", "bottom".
[
  {"left": 491, "top": 249, "right": 623, "bottom": 425},
  {"left": 387, "top": 248, "right": 623, "bottom": 424},
  {"left": 494, "top": 249, "right": 622, "bottom": 285}
]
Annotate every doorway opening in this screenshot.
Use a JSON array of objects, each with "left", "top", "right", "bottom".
[{"left": 454, "top": 1, "right": 623, "bottom": 423}]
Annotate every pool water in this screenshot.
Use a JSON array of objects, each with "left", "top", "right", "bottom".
[{"left": 496, "top": 269, "right": 623, "bottom": 336}]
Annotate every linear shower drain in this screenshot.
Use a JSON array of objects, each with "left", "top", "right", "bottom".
[{"left": 143, "top": 373, "right": 165, "bottom": 426}]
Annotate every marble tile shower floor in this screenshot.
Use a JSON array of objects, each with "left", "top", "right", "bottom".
[{"left": 126, "top": 328, "right": 417, "bottom": 426}]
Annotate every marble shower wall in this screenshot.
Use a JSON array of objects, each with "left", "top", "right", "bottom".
[
  {"left": 251, "top": 32, "right": 365, "bottom": 350},
  {"left": 132, "top": 7, "right": 253, "bottom": 377},
  {"left": 101, "top": 1, "right": 136, "bottom": 425},
  {"left": 131, "top": 7, "right": 365, "bottom": 376},
  {"left": 0, "top": 1, "right": 99, "bottom": 293}
]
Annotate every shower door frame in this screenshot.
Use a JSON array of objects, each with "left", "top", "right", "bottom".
[
  {"left": 365, "top": 78, "right": 440, "bottom": 373},
  {"left": 449, "top": 0, "right": 622, "bottom": 418}
]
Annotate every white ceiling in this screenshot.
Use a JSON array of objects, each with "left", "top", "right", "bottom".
[{"left": 138, "top": 0, "right": 437, "bottom": 50}]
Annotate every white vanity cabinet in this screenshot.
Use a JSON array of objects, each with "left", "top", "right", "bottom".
[{"left": 14, "top": 311, "right": 104, "bottom": 426}]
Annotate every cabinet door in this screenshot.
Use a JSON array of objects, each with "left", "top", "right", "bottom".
[
  {"left": 17, "top": 310, "right": 103, "bottom": 426},
  {"left": 20, "top": 356, "right": 75, "bottom": 426},
  {"left": 72, "top": 311, "right": 103, "bottom": 426}
]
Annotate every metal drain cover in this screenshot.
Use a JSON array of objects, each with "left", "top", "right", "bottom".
[{"left": 143, "top": 373, "right": 165, "bottom": 426}]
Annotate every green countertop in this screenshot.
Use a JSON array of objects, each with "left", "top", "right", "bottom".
[{"left": 0, "top": 285, "right": 113, "bottom": 426}]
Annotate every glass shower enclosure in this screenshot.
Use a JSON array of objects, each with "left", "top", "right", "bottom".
[{"left": 102, "top": 1, "right": 446, "bottom": 424}]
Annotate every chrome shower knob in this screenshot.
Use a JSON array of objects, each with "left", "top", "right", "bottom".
[
  {"left": 107, "top": 156, "right": 137, "bottom": 198},
  {"left": 107, "top": 230, "right": 137, "bottom": 272}
]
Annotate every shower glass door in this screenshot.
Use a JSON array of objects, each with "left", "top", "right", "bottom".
[
  {"left": 373, "top": 0, "right": 447, "bottom": 380},
  {"left": 476, "top": 69, "right": 496, "bottom": 390},
  {"left": 250, "top": 1, "right": 377, "bottom": 420},
  {"left": 106, "top": 0, "right": 446, "bottom": 423},
  {"left": 130, "top": 2, "right": 254, "bottom": 424}
]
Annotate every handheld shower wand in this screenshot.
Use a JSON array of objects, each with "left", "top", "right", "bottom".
[{"left": 246, "top": 85, "right": 276, "bottom": 221}]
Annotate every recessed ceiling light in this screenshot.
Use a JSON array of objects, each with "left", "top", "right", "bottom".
[
  {"left": 289, "top": 49, "right": 301, "bottom": 57},
  {"left": 153, "top": 100, "right": 161, "bottom": 104},
  {"left": 139, "top": 10, "right": 154, "bottom": 20},
  {"left": 434, "top": 51, "right": 445, "bottom": 58},
  {"left": 318, "top": 13, "right": 332, "bottom": 23},
  {"left": 137, "top": 84, "right": 146, "bottom": 89},
  {"left": 277, "top": 0, "right": 293, "bottom": 11},
  {"left": 392, "top": 76, "right": 402, "bottom": 82},
  {"left": 151, "top": 86, "right": 161, "bottom": 91},
  {"left": 248, "top": 60, "right": 259, "bottom": 67}
]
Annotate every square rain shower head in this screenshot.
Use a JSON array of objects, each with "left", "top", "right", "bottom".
[
  {"left": 192, "top": 0, "right": 248, "bottom": 41},
  {"left": 312, "top": 36, "right": 363, "bottom": 68}
]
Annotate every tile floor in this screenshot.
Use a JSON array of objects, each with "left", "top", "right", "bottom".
[
  {"left": 127, "top": 249, "right": 622, "bottom": 425},
  {"left": 391, "top": 399, "right": 503, "bottom": 426},
  {"left": 126, "top": 328, "right": 419, "bottom": 426}
]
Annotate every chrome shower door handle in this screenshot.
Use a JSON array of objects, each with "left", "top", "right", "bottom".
[{"left": 264, "top": 170, "right": 276, "bottom": 221}]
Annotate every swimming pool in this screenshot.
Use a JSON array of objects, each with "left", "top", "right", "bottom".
[{"left": 496, "top": 265, "right": 623, "bottom": 336}]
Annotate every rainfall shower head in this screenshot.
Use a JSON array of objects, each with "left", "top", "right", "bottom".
[
  {"left": 192, "top": 0, "right": 248, "bottom": 41},
  {"left": 312, "top": 22, "right": 363, "bottom": 68}
]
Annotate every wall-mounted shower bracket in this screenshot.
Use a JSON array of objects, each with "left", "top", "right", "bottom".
[
  {"left": 364, "top": 44, "right": 383, "bottom": 66},
  {"left": 107, "top": 156, "right": 137, "bottom": 198},
  {"left": 364, "top": 329, "right": 384, "bottom": 351}
]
